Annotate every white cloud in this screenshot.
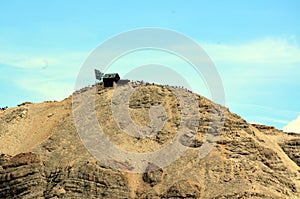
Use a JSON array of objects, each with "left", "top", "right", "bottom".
[
  {"left": 0, "top": 50, "right": 88, "bottom": 103},
  {"left": 202, "top": 37, "right": 300, "bottom": 65},
  {"left": 283, "top": 115, "right": 300, "bottom": 133},
  {"left": 0, "top": 51, "right": 87, "bottom": 69}
]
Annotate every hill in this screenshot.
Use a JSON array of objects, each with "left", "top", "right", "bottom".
[{"left": 0, "top": 82, "right": 300, "bottom": 198}]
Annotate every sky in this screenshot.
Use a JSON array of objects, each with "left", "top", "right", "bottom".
[{"left": 0, "top": 0, "right": 300, "bottom": 132}]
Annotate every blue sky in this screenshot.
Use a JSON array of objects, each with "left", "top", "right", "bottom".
[{"left": 1, "top": 0, "right": 300, "bottom": 132}]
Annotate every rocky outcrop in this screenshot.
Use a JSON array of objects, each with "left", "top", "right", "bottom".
[
  {"left": 163, "top": 180, "right": 201, "bottom": 198},
  {"left": 251, "top": 124, "right": 282, "bottom": 135},
  {"left": 0, "top": 153, "right": 131, "bottom": 198},
  {"left": 44, "top": 162, "right": 130, "bottom": 198},
  {"left": 280, "top": 139, "right": 300, "bottom": 166},
  {"left": 0, "top": 153, "right": 46, "bottom": 199},
  {"left": 142, "top": 163, "right": 163, "bottom": 186}
]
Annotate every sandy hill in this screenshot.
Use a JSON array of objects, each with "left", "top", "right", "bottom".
[{"left": 0, "top": 82, "right": 300, "bottom": 198}]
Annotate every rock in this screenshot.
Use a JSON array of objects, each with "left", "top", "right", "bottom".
[
  {"left": 0, "top": 153, "right": 131, "bottom": 198},
  {"left": 2, "top": 152, "right": 41, "bottom": 169},
  {"left": 47, "top": 113, "right": 54, "bottom": 118},
  {"left": 17, "top": 102, "right": 32, "bottom": 107},
  {"left": 179, "top": 133, "right": 203, "bottom": 148},
  {"left": 0, "top": 153, "right": 46, "bottom": 198},
  {"left": 280, "top": 139, "right": 300, "bottom": 166},
  {"left": 142, "top": 162, "right": 163, "bottom": 186},
  {"left": 164, "top": 180, "right": 201, "bottom": 198}
]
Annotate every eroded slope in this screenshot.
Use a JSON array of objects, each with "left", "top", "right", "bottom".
[{"left": 0, "top": 82, "right": 300, "bottom": 198}]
